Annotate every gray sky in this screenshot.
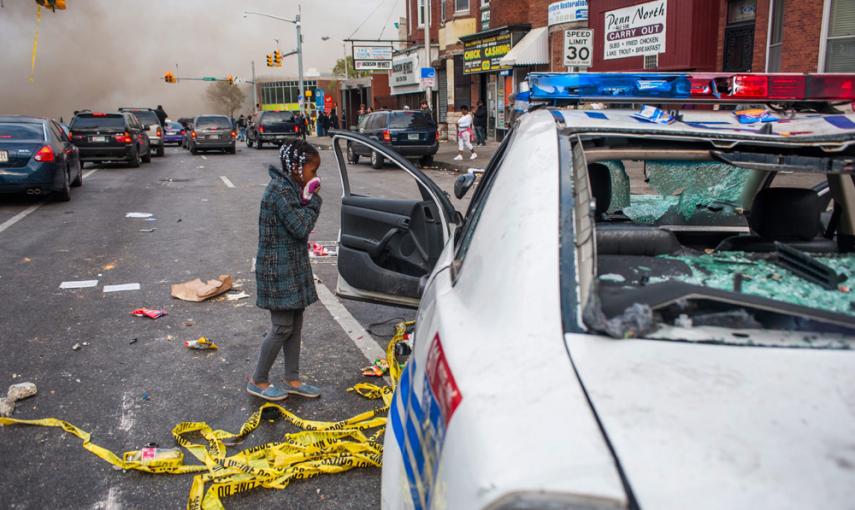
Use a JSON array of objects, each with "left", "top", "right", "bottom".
[{"left": 0, "top": 0, "right": 404, "bottom": 120}]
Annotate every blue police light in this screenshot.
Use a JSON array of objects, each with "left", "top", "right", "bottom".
[{"left": 528, "top": 73, "right": 693, "bottom": 101}]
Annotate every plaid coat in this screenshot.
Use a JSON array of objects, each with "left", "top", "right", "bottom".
[{"left": 256, "top": 165, "right": 322, "bottom": 310}]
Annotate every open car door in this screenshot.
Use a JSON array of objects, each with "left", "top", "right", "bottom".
[{"left": 330, "top": 130, "right": 457, "bottom": 308}]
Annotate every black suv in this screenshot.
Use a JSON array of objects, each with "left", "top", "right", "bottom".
[
  {"left": 69, "top": 112, "right": 151, "bottom": 168},
  {"left": 347, "top": 110, "right": 438, "bottom": 168},
  {"left": 246, "top": 111, "right": 300, "bottom": 149}
]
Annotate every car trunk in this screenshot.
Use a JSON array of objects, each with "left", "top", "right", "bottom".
[
  {"left": 70, "top": 116, "right": 128, "bottom": 148},
  {"left": 195, "top": 118, "right": 233, "bottom": 142},
  {"left": 260, "top": 113, "right": 297, "bottom": 134},
  {"left": 388, "top": 112, "right": 436, "bottom": 146},
  {"left": 0, "top": 141, "right": 44, "bottom": 169}
]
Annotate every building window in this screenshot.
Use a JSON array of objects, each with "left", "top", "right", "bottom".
[
  {"left": 418, "top": 0, "right": 425, "bottom": 27},
  {"left": 727, "top": 0, "right": 756, "bottom": 23},
  {"left": 441, "top": 0, "right": 446, "bottom": 22},
  {"left": 824, "top": 0, "right": 855, "bottom": 71},
  {"left": 766, "top": 0, "right": 784, "bottom": 71},
  {"left": 455, "top": 0, "right": 469, "bottom": 13},
  {"left": 644, "top": 54, "right": 658, "bottom": 69}
]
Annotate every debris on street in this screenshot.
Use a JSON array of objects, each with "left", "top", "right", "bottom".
[
  {"left": 71, "top": 343, "right": 81, "bottom": 351},
  {"left": 103, "top": 283, "right": 141, "bottom": 293},
  {"left": 130, "top": 308, "right": 168, "bottom": 319},
  {"left": 138, "top": 228, "right": 157, "bottom": 233},
  {"left": 0, "top": 382, "right": 38, "bottom": 417},
  {"left": 125, "top": 212, "right": 153, "bottom": 218},
  {"left": 361, "top": 358, "right": 389, "bottom": 377},
  {"left": 171, "top": 274, "right": 233, "bottom": 302},
  {"left": 225, "top": 291, "right": 250, "bottom": 301},
  {"left": 184, "top": 336, "right": 218, "bottom": 350},
  {"left": 59, "top": 280, "right": 99, "bottom": 289}
]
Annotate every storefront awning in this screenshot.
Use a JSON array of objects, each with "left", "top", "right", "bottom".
[{"left": 499, "top": 27, "right": 548, "bottom": 66}]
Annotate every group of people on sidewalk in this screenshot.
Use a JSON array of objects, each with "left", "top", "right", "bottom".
[{"left": 454, "top": 100, "right": 488, "bottom": 161}]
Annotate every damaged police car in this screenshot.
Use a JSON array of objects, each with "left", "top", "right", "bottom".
[{"left": 330, "top": 72, "right": 855, "bottom": 510}]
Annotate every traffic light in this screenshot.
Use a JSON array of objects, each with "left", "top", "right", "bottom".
[
  {"left": 266, "top": 54, "right": 273, "bottom": 67},
  {"left": 226, "top": 74, "right": 234, "bottom": 85},
  {"left": 35, "top": 0, "right": 66, "bottom": 11},
  {"left": 163, "top": 72, "right": 176, "bottom": 84},
  {"left": 273, "top": 50, "right": 283, "bottom": 67}
]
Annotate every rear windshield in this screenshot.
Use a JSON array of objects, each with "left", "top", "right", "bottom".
[
  {"left": 127, "top": 110, "right": 159, "bottom": 126},
  {"left": 389, "top": 112, "right": 434, "bottom": 129},
  {"left": 70, "top": 115, "right": 125, "bottom": 129},
  {"left": 0, "top": 123, "right": 45, "bottom": 140},
  {"left": 261, "top": 112, "right": 294, "bottom": 124},
  {"left": 196, "top": 116, "right": 232, "bottom": 128}
]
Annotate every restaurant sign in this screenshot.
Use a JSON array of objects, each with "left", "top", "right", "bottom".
[
  {"left": 463, "top": 32, "right": 513, "bottom": 75},
  {"left": 604, "top": 0, "right": 667, "bottom": 60}
]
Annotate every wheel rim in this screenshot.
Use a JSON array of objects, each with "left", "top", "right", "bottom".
[{"left": 372, "top": 152, "right": 377, "bottom": 164}]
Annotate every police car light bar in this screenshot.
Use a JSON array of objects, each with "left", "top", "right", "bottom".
[{"left": 526, "top": 72, "right": 855, "bottom": 103}]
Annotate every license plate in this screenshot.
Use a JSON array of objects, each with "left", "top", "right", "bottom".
[
  {"left": 0, "top": 150, "right": 7, "bottom": 163},
  {"left": 91, "top": 136, "right": 107, "bottom": 143},
  {"left": 408, "top": 134, "right": 420, "bottom": 140},
  {"left": 207, "top": 135, "right": 218, "bottom": 140},
  {"left": 275, "top": 136, "right": 285, "bottom": 140}
]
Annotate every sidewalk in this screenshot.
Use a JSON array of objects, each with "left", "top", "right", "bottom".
[{"left": 305, "top": 134, "right": 499, "bottom": 173}]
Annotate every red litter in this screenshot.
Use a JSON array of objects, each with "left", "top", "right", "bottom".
[{"left": 131, "top": 308, "right": 168, "bottom": 319}]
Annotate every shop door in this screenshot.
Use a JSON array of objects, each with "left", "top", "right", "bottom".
[{"left": 722, "top": 0, "right": 756, "bottom": 72}]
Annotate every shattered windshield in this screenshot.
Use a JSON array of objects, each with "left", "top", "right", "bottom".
[{"left": 570, "top": 139, "right": 855, "bottom": 346}]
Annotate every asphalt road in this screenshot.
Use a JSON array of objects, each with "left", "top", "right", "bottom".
[{"left": 0, "top": 141, "right": 466, "bottom": 509}]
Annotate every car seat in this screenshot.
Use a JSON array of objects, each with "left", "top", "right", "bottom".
[{"left": 716, "top": 187, "right": 837, "bottom": 253}]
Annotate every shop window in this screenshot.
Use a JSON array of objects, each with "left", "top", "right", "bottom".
[
  {"left": 824, "top": 0, "right": 855, "bottom": 71},
  {"left": 766, "top": 0, "right": 784, "bottom": 72},
  {"left": 455, "top": 0, "right": 469, "bottom": 13},
  {"left": 441, "top": 0, "right": 446, "bottom": 22}
]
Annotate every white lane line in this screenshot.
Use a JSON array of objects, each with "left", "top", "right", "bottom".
[
  {"left": 83, "top": 168, "right": 98, "bottom": 179},
  {"left": 60, "top": 280, "right": 99, "bottom": 289},
  {"left": 103, "top": 283, "right": 141, "bottom": 293},
  {"left": 0, "top": 203, "right": 44, "bottom": 234},
  {"left": 315, "top": 282, "right": 386, "bottom": 367},
  {"left": 219, "top": 176, "right": 235, "bottom": 188}
]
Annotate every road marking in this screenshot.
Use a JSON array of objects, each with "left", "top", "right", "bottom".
[
  {"left": 83, "top": 168, "right": 98, "bottom": 179},
  {"left": 0, "top": 203, "right": 44, "bottom": 234},
  {"left": 103, "top": 283, "right": 141, "bottom": 293},
  {"left": 315, "top": 282, "right": 386, "bottom": 367},
  {"left": 60, "top": 280, "right": 99, "bottom": 289},
  {"left": 94, "top": 486, "right": 121, "bottom": 510},
  {"left": 220, "top": 176, "right": 235, "bottom": 188},
  {"left": 117, "top": 392, "right": 135, "bottom": 432},
  {"left": 201, "top": 155, "right": 207, "bottom": 160}
]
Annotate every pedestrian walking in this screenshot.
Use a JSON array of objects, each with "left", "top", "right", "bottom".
[
  {"left": 420, "top": 100, "right": 434, "bottom": 123},
  {"left": 248, "top": 140, "right": 323, "bottom": 401},
  {"left": 154, "top": 104, "right": 168, "bottom": 126},
  {"left": 329, "top": 108, "right": 339, "bottom": 134},
  {"left": 357, "top": 104, "right": 367, "bottom": 127},
  {"left": 318, "top": 111, "right": 330, "bottom": 137},
  {"left": 237, "top": 114, "right": 247, "bottom": 141},
  {"left": 454, "top": 105, "right": 477, "bottom": 161},
  {"left": 474, "top": 100, "right": 487, "bottom": 146}
]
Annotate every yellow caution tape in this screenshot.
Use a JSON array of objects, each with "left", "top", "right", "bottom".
[{"left": 0, "top": 321, "right": 415, "bottom": 510}]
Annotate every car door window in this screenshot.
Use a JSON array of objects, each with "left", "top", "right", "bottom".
[{"left": 48, "top": 122, "right": 64, "bottom": 142}]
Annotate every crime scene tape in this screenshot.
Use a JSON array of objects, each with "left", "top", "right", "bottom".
[{"left": 0, "top": 321, "right": 415, "bottom": 510}]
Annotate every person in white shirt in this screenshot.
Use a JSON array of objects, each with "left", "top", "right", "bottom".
[{"left": 454, "top": 105, "right": 477, "bottom": 161}]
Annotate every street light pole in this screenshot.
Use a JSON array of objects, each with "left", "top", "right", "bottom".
[
  {"left": 423, "top": 0, "right": 432, "bottom": 110},
  {"left": 243, "top": 7, "right": 306, "bottom": 115}
]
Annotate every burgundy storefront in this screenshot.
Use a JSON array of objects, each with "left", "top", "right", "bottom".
[{"left": 589, "top": 0, "right": 720, "bottom": 72}]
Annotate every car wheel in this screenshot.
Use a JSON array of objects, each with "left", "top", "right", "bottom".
[
  {"left": 71, "top": 163, "right": 83, "bottom": 187},
  {"left": 246, "top": 137, "right": 253, "bottom": 148},
  {"left": 142, "top": 148, "right": 152, "bottom": 163},
  {"left": 156, "top": 144, "right": 165, "bottom": 157},
  {"left": 128, "top": 147, "right": 141, "bottom": 168},
  {"left": 370, "top": 151, "right": 384, "bottom": 169},
  {"left": 55, "top": 167, "right": 71, "bottom": 202},
  {"left": 227, "top": 146, "right": 236, "bottom": 154},
  {"left": 419, "top": 155, "right": 434, "bottom": 167},
  {"left": 190, "top": 143, "right": 198, "bottom": 155},
  {"left": 347, "top": 144, "right": 359, "bottom": 164},
  {"left": 256, "top": 140, "right": 263, "bottom": 150}
]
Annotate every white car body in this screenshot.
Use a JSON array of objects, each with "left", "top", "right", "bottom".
[{"left": 332, "top": 106, "right": 855, "bottom": 510}]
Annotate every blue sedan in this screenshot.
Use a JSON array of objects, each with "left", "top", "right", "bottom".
[{"left": 0, "top": 115, "right": 82, "bottom": 201}]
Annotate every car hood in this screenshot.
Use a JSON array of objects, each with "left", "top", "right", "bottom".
[{"left": 566, "top": 332, "right": 855, "bottom": 510}]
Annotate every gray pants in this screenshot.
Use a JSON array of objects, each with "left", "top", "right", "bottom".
[{"left": 252, "top": 309, "right": 304, "bottom": 384}]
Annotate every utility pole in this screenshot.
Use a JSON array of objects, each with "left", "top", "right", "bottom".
[
  {"left": 251, "top": 60, "right": 257, "bottom": 111},
  {"left": 423, "top": 0, "right": 432, "bottom": 110}
]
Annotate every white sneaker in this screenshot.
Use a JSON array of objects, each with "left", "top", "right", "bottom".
[
  {"left": 453, "top": 155, "right": 463, "bottom": 161},
  {"left": 469, "top": 153, "right": 478, "bottom": 160}
]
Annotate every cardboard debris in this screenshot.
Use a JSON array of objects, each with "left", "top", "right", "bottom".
[{"left": 171, "top": 275, "right": 233, "bottom": 302}]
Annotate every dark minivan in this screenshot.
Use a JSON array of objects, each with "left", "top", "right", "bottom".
[
  {"left": 245, "top": 111, "right": 300, "bottom": 149},
  {"left": 69, "top": 112, "right": 151, "bottom": 168},
  {"left": 188, "top": 115, "right": 236, "bottom": 154},
  {"left": 347, "top": 110, "right": 438, "bottom": 168}
]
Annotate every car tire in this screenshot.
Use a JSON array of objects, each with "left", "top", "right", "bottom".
[
  {"left": 128, "top": 147, "right": 141, "bottom": 168},
  {"left": 347, "top": 144, "right": 359, "bottom": 164},
  {"left": 142, "top": 148, "right": 152, "bottom": 163},
  {"left": 419, "top": 155, "right": 434, "bottom": 167},
  {"left": 256, "top": 140, "right": 263, "bottom": 150},
  {"left": 55, "top": 167, "right": 71, "bottom": 202},
  {"left": 71, "top": 164, "right": 83, "bottom": 187},
  {"left": 156, "top": 144, "right": 165, "bottom": 157},
  {"left": 370, "top": 151, "right": 383, "bottom": 169},
  {"left": 190, "top": 143, "right": 198, "bottom": 155},
  {"left": 246, "top": 137, "right": 253, "bottom": 148},
  {"left": 227, "top": 146, "right": 236, "bottom": 154}
]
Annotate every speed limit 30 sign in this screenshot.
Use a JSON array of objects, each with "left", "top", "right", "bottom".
[{"left": 564, "top": 29, "right": 593, "bottom": 67}]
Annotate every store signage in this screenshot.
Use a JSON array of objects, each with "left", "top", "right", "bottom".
[
  {"left": 564, "top": 29, "right": 593, "bottom": 67},
  {"left": 463, "top": 32, "right": 512, "bottom": 75},
  {"left": 548, "top": 0, "right": 588, "bottom": 26},
  {"left": 391, "top": 54, "right": 419, "bottom": 87},
  {"left": 604, "top": 0, "right": 667, "bottom": 60},
  {"left": 353, "top": 45, "right": 393, "bottom": 70}
]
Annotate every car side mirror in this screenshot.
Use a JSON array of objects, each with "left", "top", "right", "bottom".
[{"left": 454, "top": 172, "right": 477, "bottom": 200}]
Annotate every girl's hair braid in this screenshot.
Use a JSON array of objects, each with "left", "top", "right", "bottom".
[{"left": 279, "top": 139, "right": 319, "bottom": 180}]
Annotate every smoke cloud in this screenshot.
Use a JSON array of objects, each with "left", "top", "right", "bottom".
[{"left": 0, "top": 0, "right": 402, "bottom": 121}]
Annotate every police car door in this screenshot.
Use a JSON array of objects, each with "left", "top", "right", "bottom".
[{"left": 330, "top": 131, "right": 457, "bottom": 307}]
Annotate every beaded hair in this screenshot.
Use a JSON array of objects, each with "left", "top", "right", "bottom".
[{"left": 279, "top": 140, "right": 319, "bottom": 180}]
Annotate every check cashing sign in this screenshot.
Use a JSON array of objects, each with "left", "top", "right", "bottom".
[{"left": 604, "top": 0, "right": 666, "bottom": 60}]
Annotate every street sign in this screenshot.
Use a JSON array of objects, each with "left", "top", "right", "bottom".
[
  {"left": 564, "top": 29, "right": 593, "bottom": 67},
  {"left": 353, "top": 45, "right": 393, "bottom": 71},
  {"left": 315, "top": 89, "right": 324, "bottom": 110},
  {"left": 202, "top": 76, "right": 217, "bottom": 81},
  {"left": 420, "top": 67, "right": 436, "bottom": 88}
]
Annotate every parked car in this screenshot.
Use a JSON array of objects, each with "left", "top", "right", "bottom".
[
  {"left": 245, "top": 111, "right": 299, "bottom": 149},
  {"left": 69, "top": 111, "right": 151, "bottom": 168},
  {"left": 162, "top": 120, "right": 185, "bottom": 146},
  {"left": 347, "top": 110, "right": 438, "bottom": 168},
  {"left": 187, "top": 115, "right": 236, "bottom": 154},
  {"left": 330, "top": 72, "right": 855, "bottom": 510},
  {"left": 118, "top": 107, "right": 164, "bottom": 157},
  {"left": 0, "top": 115, "right": 82, "bottom": 201}
]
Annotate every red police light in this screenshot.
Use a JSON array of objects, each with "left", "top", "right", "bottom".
[{"left": 807, "top": 75, "right": 855, "bottom": 100}]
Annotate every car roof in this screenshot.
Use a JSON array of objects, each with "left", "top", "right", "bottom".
[
  {"left": 194, "top": 114, "right": 230, "bottom": 119},
  {"left": 0, "top": 115, "right": 47, "bottom": 124},
  {"left": 119, "top": 107, "right": 155, "bottom": 111},
  {"left": 553, "top": 108, "right": 855, "bottom": 149}
]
